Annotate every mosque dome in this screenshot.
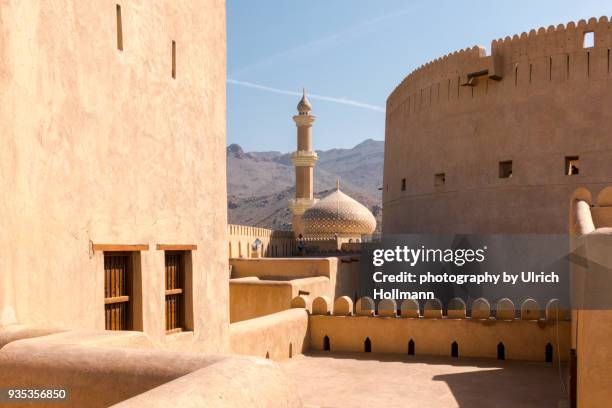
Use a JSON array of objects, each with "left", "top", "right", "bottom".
[
  {"left": 297, "top": 89, "right": 312, "bottom": 114},
  {"left": 301, "top": 185, "right": 376, "bottom": 237}
]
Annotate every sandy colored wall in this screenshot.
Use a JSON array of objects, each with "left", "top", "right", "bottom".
[
  {"left": 569, "top": 190, "right": 612, "bottom": 408},
  {"left": 0, "top": 328, "right": 302, "bottom": 408},
  {"left": 228, "top": 224, "right": 295, "bottom": 258},
  {"left": 229, "top": 277, "right": 329, "bottom": 323},
  {"left": 111, "top": 355, "right": 302, "bottom": 408},
  {"left": 0, "top": 0, "right": 228, "bottom": 352},
  {"left": 383, "top": 17, "right": 612, "bottom": 234},
  {"left": 310, "top": 315, "right": 570, "bottom": 362},
  {"left": 229, "top": 256, "right": 360, "bottom": 295},
  {"left": 230, "top": 308, "right": 309, "bottom": 361},
  {"left": 230, "top": 257, "right": 337, "bottom": 279}
]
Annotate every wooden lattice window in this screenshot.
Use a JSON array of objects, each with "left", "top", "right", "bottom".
[
  {"left": 104, "top": 253, "right": 131, "bottom": 330},
  {"left": 165, "top": 251, "right": 185, "bottom": 333}
]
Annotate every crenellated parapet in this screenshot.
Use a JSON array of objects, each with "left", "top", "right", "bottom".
[
  {"left": 297, "top": 295, "right": 571, "bottom": 361},
  {"left": 298, "top": 295, "right": 568, "bottom": 321},
  {"left": 228, "top": 224, "right": 295, "bottom": 258},
  {"left": 387, "top": 16, "right": 612, "bottom": 117}
]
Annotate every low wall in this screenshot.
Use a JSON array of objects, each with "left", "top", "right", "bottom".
[
  {"left": 0, "top": 328, "right": 302, "bottom": 408},
  {"left": 301, "top": 295, "right": 570, "bottom": 362},
  {"left": 111, "top": 355, "right": 302, "bottom": 408},
  {"left": 309, "top": 315, "right": 570, "bottom": 362},
  {"left": 230, "top": 308, "right": 309, "bottom": 361},
  {"left": 0, "top": 338, "right": 223, "bottom": 407},
  {"left": 229, "top": 277, "right": 329, "bottom": 322},
  {"left": 230, "top": 257, "right": 336, "bottom": 279},
  {"left": 229, "top": 256, "right": 362, "bottom": 300}
]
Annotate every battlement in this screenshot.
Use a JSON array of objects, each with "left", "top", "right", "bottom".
[
  {"left": 294, "top": 295, "right": 570, "bottom": 362},
  {"left": 387, "top": 16, "right": 612, "bottom": 116},
  {"left": 228, "top": 224, "right": 294, "bottom": 239},
  {"left": 296, "top": 295, "right": 567, "bottom": 321},
  {"left": 228, "top": 224, "right": 295, "bottom": 258}
]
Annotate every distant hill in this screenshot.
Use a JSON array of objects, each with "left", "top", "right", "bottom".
[{"left": 227, "top": 139, "right": 383, "bottom": 232}]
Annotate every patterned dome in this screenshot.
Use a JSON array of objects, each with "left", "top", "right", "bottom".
[{"left": 301, "top": 188, "right": 376, "bottom": 237}]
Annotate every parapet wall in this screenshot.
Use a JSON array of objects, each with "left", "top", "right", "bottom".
[
  {"left": 299, "top": 295, "right": 570, "bottom": 362},
  {"left": 230, "top": 308, "right": 309, "bottom": 361},
  {"left": 387, "top": 17, "right": 612, "bottom": 114},
  {"left": 228, "top": 224, "right": 295, "bottom": 258}
]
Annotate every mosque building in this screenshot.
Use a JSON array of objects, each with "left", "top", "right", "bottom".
[{"left": 288, "top": 91, "right": 376, "bottom": 252}]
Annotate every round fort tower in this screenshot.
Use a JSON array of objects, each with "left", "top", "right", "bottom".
[{"left": 383, "top": 17, "right": 612, "bottom": 234}]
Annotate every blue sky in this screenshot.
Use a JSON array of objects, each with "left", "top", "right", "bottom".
[{"left": 227, "top": 0, "right": 610, "bottom": 152}]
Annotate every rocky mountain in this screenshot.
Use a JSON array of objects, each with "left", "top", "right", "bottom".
[{"left": 227, "top": 139, "right": 383, "bottom": 232}]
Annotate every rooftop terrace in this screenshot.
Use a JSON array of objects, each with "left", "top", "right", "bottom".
[{"left": 282, "top": 352, "right": 568, "bottom": 408}]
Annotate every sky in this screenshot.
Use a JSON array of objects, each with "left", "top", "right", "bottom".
[{"left": 227, "top": 0, "right": 610, "bottom": 153}]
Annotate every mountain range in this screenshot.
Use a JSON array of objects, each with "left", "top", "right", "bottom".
[{"left": 226, "top": 139, "right": 384, "bottom": 232}]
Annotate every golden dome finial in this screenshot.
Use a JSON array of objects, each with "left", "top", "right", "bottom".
[{"left": 336, "top": 178, "right": 340, "bottom": 191}]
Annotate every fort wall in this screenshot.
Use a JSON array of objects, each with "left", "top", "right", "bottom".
[
  {"left": 229, "top": 277, "right": 329, "bottom": 323},
  {"left": 0, "top": 0, "right": 228, "bottom": 352},
  {"left": 302, "top": 296, "right": 570, "bottom": 362},
  {"left": 228, "top": 224, "right": 295, "bottom": 258},
  {"left": 230, "top": 308, "right": 309, "bottom": 361},
  {"left": 384, "top": 17, "right": 612, "bottom": 233}
]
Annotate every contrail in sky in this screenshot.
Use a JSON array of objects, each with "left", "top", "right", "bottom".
[{"left": 228, "top": 79, "right": 385, "bottom": 113}]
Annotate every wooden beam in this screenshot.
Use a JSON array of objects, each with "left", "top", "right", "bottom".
[
  {"left": 165, "top": 288, "right": 183, "bottom": 296},
  {"left": 104, "top": 296, "right": 130, "bottom": 304},
  {"left": 156, "top": 244, "right": 197, "bottom": 251},
  {"left": 93, "top": 244, "right": 149, "bottom": 252}
]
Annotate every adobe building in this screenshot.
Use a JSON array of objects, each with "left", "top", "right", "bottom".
[
  {"left": 383, "top": 17, "right": 612, "bottom": 234},
  {"left": 288, "top": 92, "right": 377, "bottom": 252},
  {"left": 382, "top": 17, "right": 612, "bottom": 407},
  {"left": 0, "top": 1, "right": 301, "bottom": 406},
  {"left": 1, "top": 3, "right": 610, "bottom": 407}
]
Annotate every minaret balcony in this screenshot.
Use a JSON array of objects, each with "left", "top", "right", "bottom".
[
  {"left": 291, "top": 150, "right": 318, "bottom": 167},
  {"left": 288, "top": 197, "right": 318, "bottom": 214},
  {"left": 292, "top": 114, "right": 316, "bottom": 127}
]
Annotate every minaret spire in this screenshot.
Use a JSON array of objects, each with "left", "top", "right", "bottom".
[{"left": 288, "top": 89, "right": 318, "bottom": 235}]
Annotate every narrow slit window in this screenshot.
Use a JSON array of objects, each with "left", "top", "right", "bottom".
[
  {"left": 171, "top": 41, "right": 176, "bottom": 79},
  {"left": 565, "top": 156, "right": 580, "bottom": 176},
  {"left": 583, "top": 31, "right": 595, "bottom": 49},
  {"left": 435, "top": 173, "right": 446, "bottom": 186},
  {"left": 401, "top": 178, "right": 406, "bottom": 191},
  {"left": 499, "top": 160, "right": 513, "bottom": 179},
  {"left": 116, "top": 5, "right": 123, "bottom": 51}
]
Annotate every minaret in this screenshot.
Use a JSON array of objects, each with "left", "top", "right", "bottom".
[{"left": 288, "top": 89, "right": 318, "bottom": 235}]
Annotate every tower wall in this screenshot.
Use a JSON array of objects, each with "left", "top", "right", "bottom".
[
  {"left": 383, "top": 17, "right": 612, "bottom": 233},
  {"left": 0, "top": 0, "right": 228, "bottom": 352}
]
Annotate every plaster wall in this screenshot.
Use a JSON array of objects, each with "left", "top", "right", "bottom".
[
  {"left": 0, "top": 329, "right": 301, "bottom": 408},
  {"left": 0, "top": 0, "right": 228, "bottom": 352},
  {"left": 228, "top": 224, "right": 295, "bottom": 258},
  {"left": 384, "top": 17, "right": 612, "bottom": 234},
  {"left": 310, "top": 315, "right": 570, "bottom": 362},
  {"left": 568, "top": 189, "right": 612, "bottom": 408},
  {"left": 230, "top": 308, "right": 309, "bottom": 361},
  {"left": 230, "top": 257, "right": 338, "bottom": 279},
  {"left": 229, "top": 277, "right": 329, "bottom": 323}
]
